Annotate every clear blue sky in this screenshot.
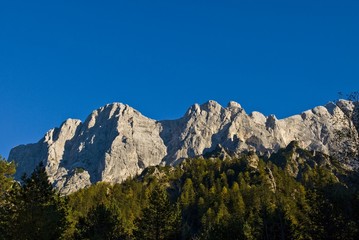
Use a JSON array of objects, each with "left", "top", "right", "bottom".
[{"left": 1, "top": 0, "right": 358, "bottom": 158}]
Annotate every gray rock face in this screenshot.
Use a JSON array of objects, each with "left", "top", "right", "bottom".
[
  {"left": 10, "top": 103, "right": 167, "bottom": 194},
  {"left": 8, "top": 100, "right": 359, "bottom": 194}
]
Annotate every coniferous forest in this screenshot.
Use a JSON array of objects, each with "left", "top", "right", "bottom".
[{"left": 1, "top": 142, "right": 359, "bottom": 240}]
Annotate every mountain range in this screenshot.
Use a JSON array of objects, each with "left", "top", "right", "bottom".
[{"left": 8, "top": 100, "right": 359, "bottom": 194}]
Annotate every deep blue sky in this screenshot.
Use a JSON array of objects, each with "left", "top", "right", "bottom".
[{"left": 1, "top": 0, "right": 358, "bottom": 158}]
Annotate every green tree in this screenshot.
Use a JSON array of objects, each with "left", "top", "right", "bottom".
[
  {"left": 8, "top": 162, "right": 68, "bottom": 240},
  {"left": 0, "top": 156, "right": 16, "bottom": 203},
  {"left": 74, "top": 203, "right": 127, "bottom": 240},
  {"left": 180, "top": 178, "right": 196, "bottom": 208},
  {"left": 0, "top": 157, "right": 16, "bottom": 239},
  {"left": 180, "top": 178, "right": 197, "bottom": 238},
  {"left": 135, "top": 184, "right": 180, "bottom": 240}
]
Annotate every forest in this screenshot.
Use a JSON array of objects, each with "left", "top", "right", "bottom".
[{"left": 1, "top": 141, "right": 359, "bottom": 240}]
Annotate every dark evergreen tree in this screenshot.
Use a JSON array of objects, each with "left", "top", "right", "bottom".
[
  {"left": 74, "top": 203, "right": 127, "bottom": 240},
  {"left": 0, "top": 157, "right": 16, "bottom": 240},
  {"left": 135, "top": 184, "right": 180, "bottom": 240},
  {"left": 8, "top": 162, "right": 68, "bottom": 240}
]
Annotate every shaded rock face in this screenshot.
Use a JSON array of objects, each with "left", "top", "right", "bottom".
[{"left": 8, "top": 100, "right": 359, "bottom": 194}]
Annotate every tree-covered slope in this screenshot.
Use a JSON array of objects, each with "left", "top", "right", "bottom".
[
  {"left": 65, "top": 143, "right": 359, "bottom": 239},
  {"left": 1, "top": 142, "right": 359, "bottom": 239}
]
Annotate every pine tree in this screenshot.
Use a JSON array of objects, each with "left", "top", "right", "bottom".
[
  {"left": 135, "top": 184, "right": 180, "bottom": 240},
  {"left": 180, "top": 178, "right": 197, "bottom": 238},
  {"left": 0, "top": 157, "right": 16, "bottom": 204},
  {"left": 8, "top": 162, "right": 68, "bottom": 240},
  {"left": 180, "top": 178, "right": 196, "bottom": 208},
  {"left": 0, "top": 157, "right": 16, "bottom": 239},
  {"left": 74, "top": 203, "right": 127, "bottom": 240}
]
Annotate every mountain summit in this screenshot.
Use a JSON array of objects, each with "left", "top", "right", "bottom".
[{"left": 8, "top": 100, "right": 359, "bottom": 194}]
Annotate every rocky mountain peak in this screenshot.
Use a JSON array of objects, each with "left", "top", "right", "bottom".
[
  {"left": 265, "top": 114, "right": 277, "bottom": 130},
  {"left": 227, "top": 101, "right": 242, "bottom": 109},
  {"left": 196, "top": 100, "right": 224, "bottom": 116},
  {"left": 8, "top": 100, "right": 359, "bottom": 194},
  {"left": 185, "top": 103, "right": 201, "bottom": 117}
]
